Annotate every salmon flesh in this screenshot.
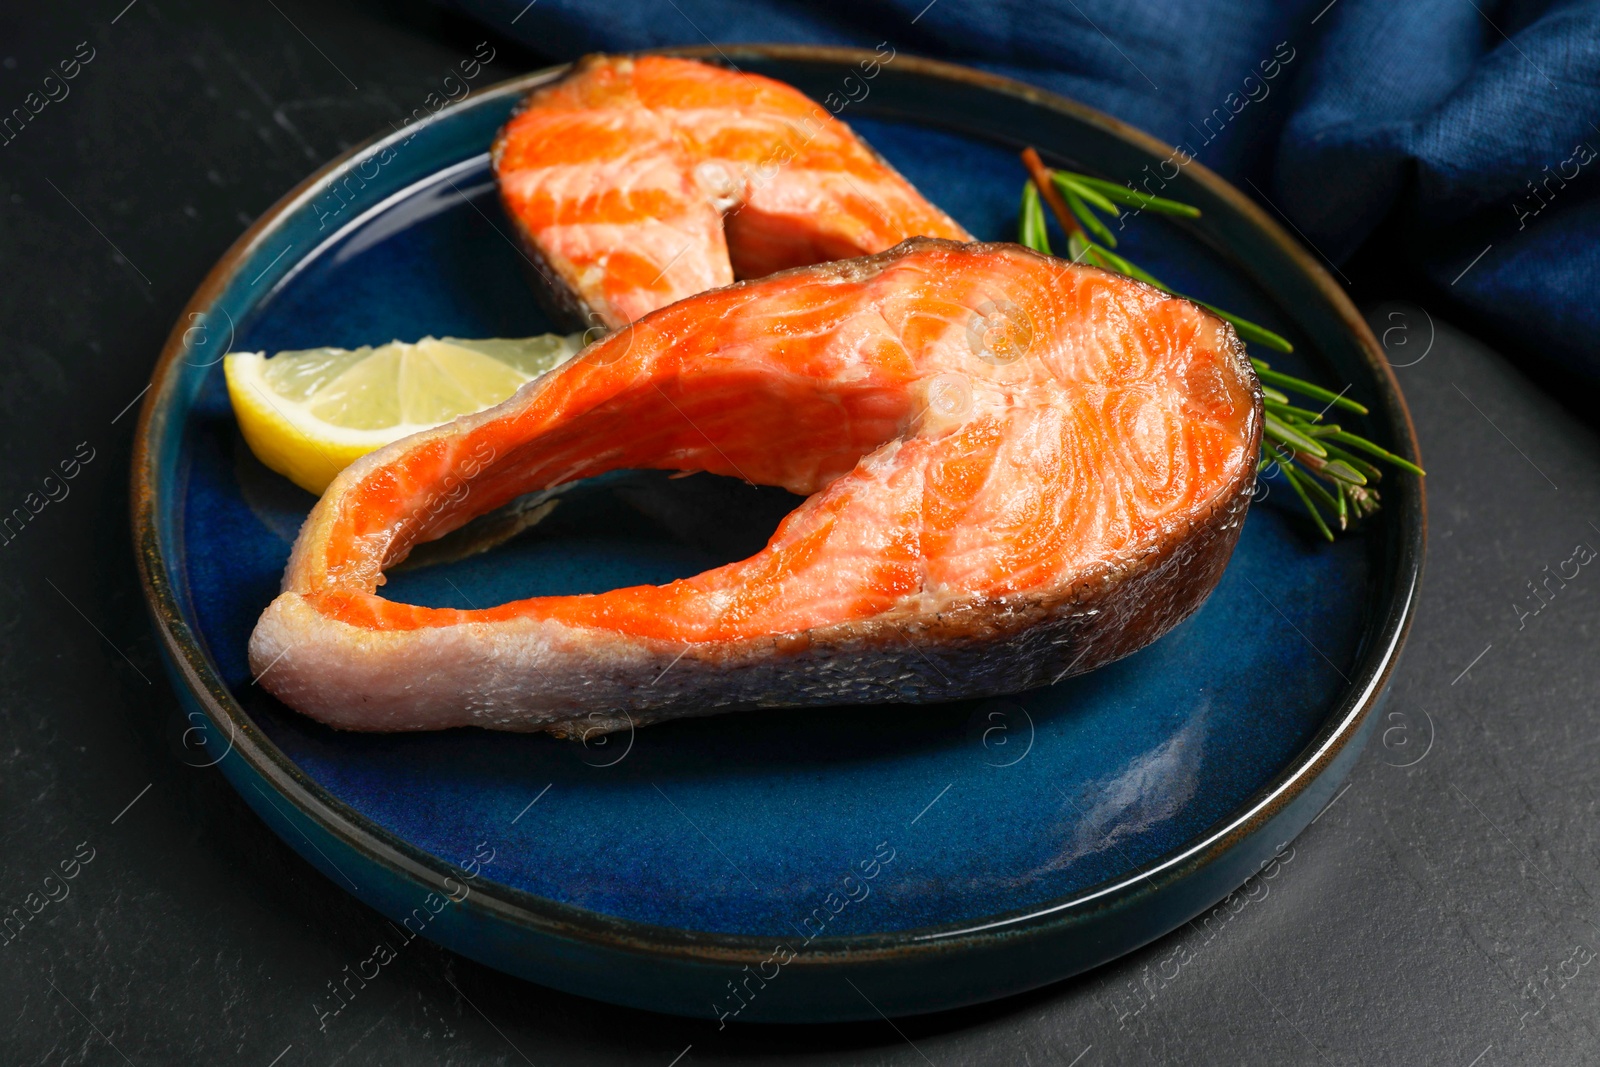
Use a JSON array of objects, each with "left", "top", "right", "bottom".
[
  {"left": 492, "top": 54, "right": 973, "bottom": 331},
  {"left": 249, "top": 239, "right": 1263, "bottom": 734}
]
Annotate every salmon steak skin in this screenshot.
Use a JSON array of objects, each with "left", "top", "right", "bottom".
[
  {"left": 249, "top": 239, "right": 1263, "bottom": 735},
  {"left": 491, "top": 53, "right": 972, "bottom": 332}
]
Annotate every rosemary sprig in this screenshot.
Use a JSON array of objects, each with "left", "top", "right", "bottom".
[{"left": 1016, "top": 148, "right": 1424, "bottom": 540}]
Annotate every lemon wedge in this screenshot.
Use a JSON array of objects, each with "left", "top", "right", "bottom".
[{"left": 224, "top": 334, "right": 583, "bottom": 494}]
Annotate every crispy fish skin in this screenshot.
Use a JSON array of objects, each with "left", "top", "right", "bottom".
[
  {"left": 492, "top": 54, "right": 972, "bottom": 332},
  {"left": 250, "top": 239, "right": 1262, "bottom": 734}
]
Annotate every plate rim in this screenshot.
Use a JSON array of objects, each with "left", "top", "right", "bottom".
[{"left": 131, "top": 44, "right": 1426, "bottom": 966}]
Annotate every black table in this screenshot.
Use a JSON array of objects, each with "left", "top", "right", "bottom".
[{"left": 5, "top": 2, "right": 1599, "bottom": 1063}]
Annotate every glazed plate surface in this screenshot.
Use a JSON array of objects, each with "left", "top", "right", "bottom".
[{"left": 133, "top": 46, "right": 1423, "bottom": 1022}]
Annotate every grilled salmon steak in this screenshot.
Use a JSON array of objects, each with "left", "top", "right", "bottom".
[
  {"left": 249, "top": 239, "right": 1262, "bottom": 734},
  {"left": 492, "top": 54, "right": 972, "bottom": 331}
]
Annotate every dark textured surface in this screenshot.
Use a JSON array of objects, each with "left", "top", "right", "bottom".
[{"left": 2, "top": 1, "right": 1598, "bottom": 1063}]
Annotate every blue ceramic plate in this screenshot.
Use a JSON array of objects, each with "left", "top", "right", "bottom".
[{"left": 132, "top": 46, "right": 1424, "bottom": 1022}]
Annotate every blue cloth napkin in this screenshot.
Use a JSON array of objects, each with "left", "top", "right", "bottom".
[{"left": 446, "top": 0, "right": 1600, "bottom": 383}]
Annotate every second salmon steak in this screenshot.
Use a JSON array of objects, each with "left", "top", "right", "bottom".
[
  {"left": 250, "top": 239, "right": 1262, "bottom": 734},
  {"left": 492, "top": 54, "right": 971, "bottom": 331}
]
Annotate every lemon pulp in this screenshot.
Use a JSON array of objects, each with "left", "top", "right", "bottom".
[{"left": 224, "top": 334, "right": 582, "bottom": 495}]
